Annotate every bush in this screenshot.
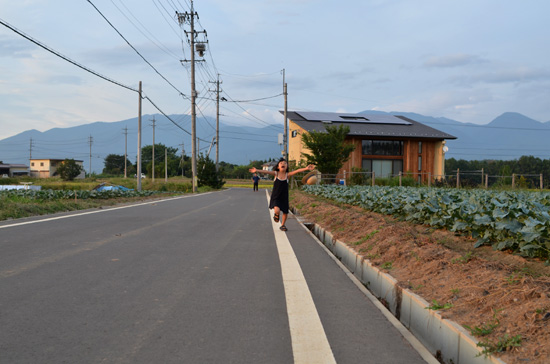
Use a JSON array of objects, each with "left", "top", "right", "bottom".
[
  {"left": 197, "top": 154, "right": 225, "bottom": 189},
  {"left": 57, "top": 159, "right": 83, "bottom": 181}
]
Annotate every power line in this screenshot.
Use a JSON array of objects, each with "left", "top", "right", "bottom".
[
  {"left": 86, "top": 0, "right": 189, "bottom": 100},
  {"left": 110, "top": 0, "right": 181, "bottom": 60},
  {"left": 0, "top": 17, "right": 137, "bottom": 93},
  {"left": 221, "top": 93, "right": 283, "bottom": 103},
  {"left": 1, "top": 16, "right": 204, "bottom": 144},
  {"left": 143, "top": 96, "right": 209, "bottom": 143}
]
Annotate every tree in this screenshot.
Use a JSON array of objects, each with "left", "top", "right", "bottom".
[
  {"left": 300, "top": 124, "right": 355, "bottom": 177},
  {"left": 141, "top": 144, "right": 179, "bottom": 176},
  {"left": 197, "top": 154, "right": 225, "bottom": 189},
  {"left": 103, "top": 154, "right": 133, "bottom": 175},
  {"left": 57, "top": 159, "right": 83, "bottom": 181}
]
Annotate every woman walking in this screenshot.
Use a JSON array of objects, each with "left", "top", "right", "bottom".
[{"left": 249, "top": 159, "right": 314, "bottom": 231}]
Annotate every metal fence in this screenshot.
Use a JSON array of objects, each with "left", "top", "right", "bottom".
[{"left": 291, "top": 169, "right": 546, "bottom": 191}]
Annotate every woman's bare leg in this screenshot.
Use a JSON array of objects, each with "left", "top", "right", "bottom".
[
  {"left": 281, "top": 213, "right": 288, "bottom": 227},
  {"left": 273, "top": 206, "right": 281, "bottom": 221}
]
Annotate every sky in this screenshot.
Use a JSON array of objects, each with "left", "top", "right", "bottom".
[{"left": 1, "top": 0, "right": 549, "bottom": 143}]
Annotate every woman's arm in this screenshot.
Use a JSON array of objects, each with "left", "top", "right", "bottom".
[
  {"left": 288, "top": 164, "right": 315, "bottom": 177},
  {"left": 249, "top": 167, "right": 276, "bottom": 176}
]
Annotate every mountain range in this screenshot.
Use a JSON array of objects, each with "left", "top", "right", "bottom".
[{"left": 1, "top": 111, "right": 549, "bottom": 174}]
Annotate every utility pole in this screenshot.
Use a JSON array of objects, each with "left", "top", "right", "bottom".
[
  {"left": 178, "top": 3, "right": 206, "bottom": 193},
  {"left": 165, "top": 148, "right": 168, "bottom": 182},
  {"left": 179, "top": 142, "right": 185, "bottom": 178},
  {"left": 29, "top": 137, "right": 33, "bottom": 163},
  {"left": 137, "top": 81, "right": 142, "bottom": 192},
  {"left": 151, "top": 116, "right": 156, "bottom": 182},
  {"left": 88, "top": 135, "right": 93, "bottom": 176},
  {"left": 282, "top": 69, "right": 288, "bottom": 160},
  {"left": 123, "top": 126, "right": 128, "bottom": 178},
  {"left": 29, "top": 138, "right": 34, "bottom": 176},
  {"left": 209, "top": 74, "right": 222, "bottom": 171}
]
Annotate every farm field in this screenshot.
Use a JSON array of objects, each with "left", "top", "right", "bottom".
[
  {"left": 290, "top": 188, "right": 550, "bottom": 364},
  {"left": 0, "top": 177, "right": 267, "bottom": 221}
]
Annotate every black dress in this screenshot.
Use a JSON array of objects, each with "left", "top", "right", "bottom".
[{"left": 269, "top": 174, "right": 289, "bottom": 214}]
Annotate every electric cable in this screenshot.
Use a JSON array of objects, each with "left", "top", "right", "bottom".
[
  {"left": 110, "top": 0, "right": 181, "bottom": 59},
  {"left": 86, "top": 0, "right": 189, "bottom": 100},
  {"left": 0, "top": 17, "right": 137, "bottom": 93}
]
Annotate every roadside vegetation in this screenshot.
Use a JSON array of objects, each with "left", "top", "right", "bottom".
[
  {"left": 0, "top": 171, "right": 269, "bottom": 221},
  {"left": 0, "top": 176, "right": 202, "bottom": 221}
]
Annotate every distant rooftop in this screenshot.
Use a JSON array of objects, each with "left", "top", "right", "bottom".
[{"left": 284, "top": 111, "right": 456, "bottom": 140}]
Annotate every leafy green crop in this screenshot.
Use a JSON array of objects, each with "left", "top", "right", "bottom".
[
  {"left": 302, "top": 185, "right": 550, "bottom": 260},
  {"left": 0, "top": 189, "right": 156, "bottom": 201}
]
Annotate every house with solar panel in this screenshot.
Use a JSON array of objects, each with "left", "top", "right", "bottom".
[{"left": 285, "top": 111, "right": 457, "bottom": 183}]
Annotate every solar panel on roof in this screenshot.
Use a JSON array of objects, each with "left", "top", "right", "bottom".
[{"left": 295, "top": 111, "right": 411, "bottom": 125}]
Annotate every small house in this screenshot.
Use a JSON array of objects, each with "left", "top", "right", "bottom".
[
  {"left": 0, "top": 163, "right": 29, "bottom": 177},
  {"left": 30, "top": 159, "right": 85, "bottom": 179},
  {"left": 286, "top": 111, "right": 457, "bottom": 182}
]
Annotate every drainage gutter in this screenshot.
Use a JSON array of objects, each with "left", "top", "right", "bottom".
[{"left": 294, "top": 213, "right": 507, "bottom": 364}]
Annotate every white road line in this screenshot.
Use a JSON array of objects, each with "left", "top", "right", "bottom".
[
  {"left": 266, "top": 191, "right": 336, "bottom": 364},
  {"left": 0, "top": 192, "right": 213, "bottom": 230},
  {"left": 294, "top": 214, "right": 440, "bottom": 364}
]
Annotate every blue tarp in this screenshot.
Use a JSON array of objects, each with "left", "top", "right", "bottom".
[{"left": 94, "top": 184, "right": 133, "bottom": 192}]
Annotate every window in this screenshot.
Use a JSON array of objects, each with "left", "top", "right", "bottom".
[
  {"left": 362, "top": 159, "right": 403, "bottom": 178},
  {"left": 40, "top": 162, "right": 44, "bottom": 167},
  {"left": 418, "top": 156, "right": 422, "bottom": 171},
  {"left": 31, "top": 162, "right": 35, "bottom": 167},
  {"left": 362, "top": 140, "right": 403, "bottom": 156},
  {"left": 418, "top": 141, "right": 423, "bottom": 154}
]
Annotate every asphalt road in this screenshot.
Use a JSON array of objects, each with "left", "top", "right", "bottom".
[{"left": 0, "top": 188, "right": 432, "bottom": 364}]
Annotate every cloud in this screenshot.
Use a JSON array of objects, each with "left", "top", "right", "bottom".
[
  {"left": 423, "top": 54, "right": 482, "bottom": 68},
  {"left": 0, "top": 36, "right": 35, "bottom": 58}
]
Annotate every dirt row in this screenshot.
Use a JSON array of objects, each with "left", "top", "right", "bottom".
[{"left": 290, "top": 190, "right": 550, "bottom": 364}]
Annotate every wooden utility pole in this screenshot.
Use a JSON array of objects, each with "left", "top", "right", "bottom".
[
  {"left": 177, "top": 2, "right": 207, "bottom": 192},
  {"left": 180, "top": 142, "right": 185, "bottom": 178},
  {"left": 151, "top": 116, "right": 156, "bottom": 182},
  {"left": 178, "top": 3, "right": 202, "bottom": 193},
  {"left": 137, "top": 81, "right": 142, "bottom": 192},
  {"left": 123, "top": 126, "right": 128, "bottom": 178},
  {"left": 29, "top": 137, "right": 33, "bottom": 166},
  {"left": 210, "top": 74, "right": 222, "bottom": 171},
  {"left": 88, "top": 135, "right": 93, "bottom": 176},
  {"left": 283, "top": 69, "right": 288, "bottom": 159}
]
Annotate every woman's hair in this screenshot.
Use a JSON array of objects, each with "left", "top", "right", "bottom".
[{"left": 273, "top": 158, "right": 287, "bottom": 172}]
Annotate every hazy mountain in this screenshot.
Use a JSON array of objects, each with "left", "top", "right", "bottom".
[
  {"left": 0, "top": 114, "right": 283, "bottom": 174},
  {"left": 2, "top": 111, "right": 549, "bottom": 174},
  {"left": 361, "top": 110, "right": 550, "bottom": 162}
]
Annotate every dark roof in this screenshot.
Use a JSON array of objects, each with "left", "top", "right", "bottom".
[
  {"left": 283, "top": 111, "right": 457, "bottom": 140},
  {"left": 30, "top": 158, "right": 84, "bottom": 162},
  {"left": 0, "top": 164, "right": 28, "bottom": 168}
]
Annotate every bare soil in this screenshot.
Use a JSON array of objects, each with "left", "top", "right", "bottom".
[{"left": 290, "top": 190, "right": 550, "bottom": 364}]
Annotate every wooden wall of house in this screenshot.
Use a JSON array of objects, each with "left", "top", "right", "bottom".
[
  {"left": 286, "top": 124, "right": 446, "bottom": 183},
  {"left": 339, "top": 137, "right": 440, "bottom": 182}
]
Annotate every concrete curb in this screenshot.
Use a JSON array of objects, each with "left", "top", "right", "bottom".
[{"left": 292, "top": 210, "right": 507, "bottom": 364}]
